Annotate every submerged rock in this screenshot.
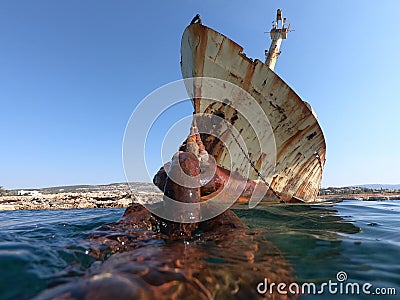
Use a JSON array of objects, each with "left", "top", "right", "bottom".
[
  {"left": 35, "top": 131, "right": 298, "bottom": 299},
  {"left": 35, "top": 204, "right": 297, "bottom": 299}
]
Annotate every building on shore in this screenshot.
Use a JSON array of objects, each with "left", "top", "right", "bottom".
[{"left": 17, "top": 190, "right": 42, "bottom": 196}]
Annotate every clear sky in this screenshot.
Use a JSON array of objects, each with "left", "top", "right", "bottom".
[{"left": 1, "top": 0, "right": 399, "bottom": 189}]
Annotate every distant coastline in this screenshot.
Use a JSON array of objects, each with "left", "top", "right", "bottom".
[
  {"left": 1, "top": 182, "right": 399, "bottom": 211},
  {"left": 318, "top": 193, "right": 400, "bottom": 202},
  {"left": 0, "top": 182, "right": 162, "bottom": 211},
  {"left": 318, "top": 186, "right": 400, "bottom": 201}
]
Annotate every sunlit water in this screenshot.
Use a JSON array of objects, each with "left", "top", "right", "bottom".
[{"left": 0, "top": 200, "right": 399, "bottom": 299}]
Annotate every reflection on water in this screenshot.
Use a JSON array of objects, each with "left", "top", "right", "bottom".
[
  {"left": 235, "top": 203, "right": 362, "bottom": 288},
  {"left": 0, "top": 200, "right": 399, "bottom": 299},
  {"left": 235, "top": 201, "right": 399, "bottom": 299}
]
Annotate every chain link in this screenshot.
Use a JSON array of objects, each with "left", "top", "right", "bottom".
[{"left": 225, "top": 123, "right": 281, "bottom": 200}]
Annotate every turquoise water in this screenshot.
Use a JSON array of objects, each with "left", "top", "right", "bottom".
[{"left": 0, "top": 200, "right": 399, "bottom": 299}]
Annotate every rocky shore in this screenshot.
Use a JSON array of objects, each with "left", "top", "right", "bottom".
[
  {"left": 0, "top": 191, "right": 164, "bottom": 211},
  {"left": 318, "top": 192, "right": 400, "bottom": 202},
  {"left": 1, "top": 184, "right": 399, "bottom": 211},
  {"left": 0, "top": 183, "right": 163, "bottom": 211}
]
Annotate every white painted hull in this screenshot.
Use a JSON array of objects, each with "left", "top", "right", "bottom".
[{"left": 181, "top": 24, "right": 326, "bottom": 202}]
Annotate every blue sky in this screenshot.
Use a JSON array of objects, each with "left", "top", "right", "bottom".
[{"left": 1, "top": 0, "right": 399, "bottom": 189}]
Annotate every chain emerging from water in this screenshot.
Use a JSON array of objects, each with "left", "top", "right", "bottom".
[{"left": 225, "top": 122, "right": 282, "bottom": 200}]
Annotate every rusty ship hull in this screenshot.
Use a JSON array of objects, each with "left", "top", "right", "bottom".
[{"left": 180, "top": 22, "right": 326, "bottom": 203}]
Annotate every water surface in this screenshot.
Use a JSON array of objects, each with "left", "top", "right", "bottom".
[{"left": 0, "top": 200, "right": 398, "bottom": 299}]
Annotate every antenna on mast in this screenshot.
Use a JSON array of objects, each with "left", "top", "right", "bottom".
[{"left": 264, "top": 9, "right": 292, "bottom": 71}]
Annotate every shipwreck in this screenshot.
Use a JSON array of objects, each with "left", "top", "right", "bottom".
[{"left": 154, "top": 10, "right": 326, "bottom": 206}]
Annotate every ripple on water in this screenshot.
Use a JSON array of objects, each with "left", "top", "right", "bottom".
[{"left": 0, "top": 202, "right": 399, "bottom": 299}]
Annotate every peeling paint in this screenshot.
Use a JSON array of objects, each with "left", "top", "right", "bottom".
[{"left": 181, "top": 23, "right": 326, "bottom": 203}]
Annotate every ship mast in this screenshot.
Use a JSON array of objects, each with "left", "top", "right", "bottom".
[{"left": 265, "top": 9, "right": 290, "bottom": 71}]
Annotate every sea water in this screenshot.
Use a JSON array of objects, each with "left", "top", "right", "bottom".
[{"left": 0, "top": 200, "right": 399, "bottom": 299}]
